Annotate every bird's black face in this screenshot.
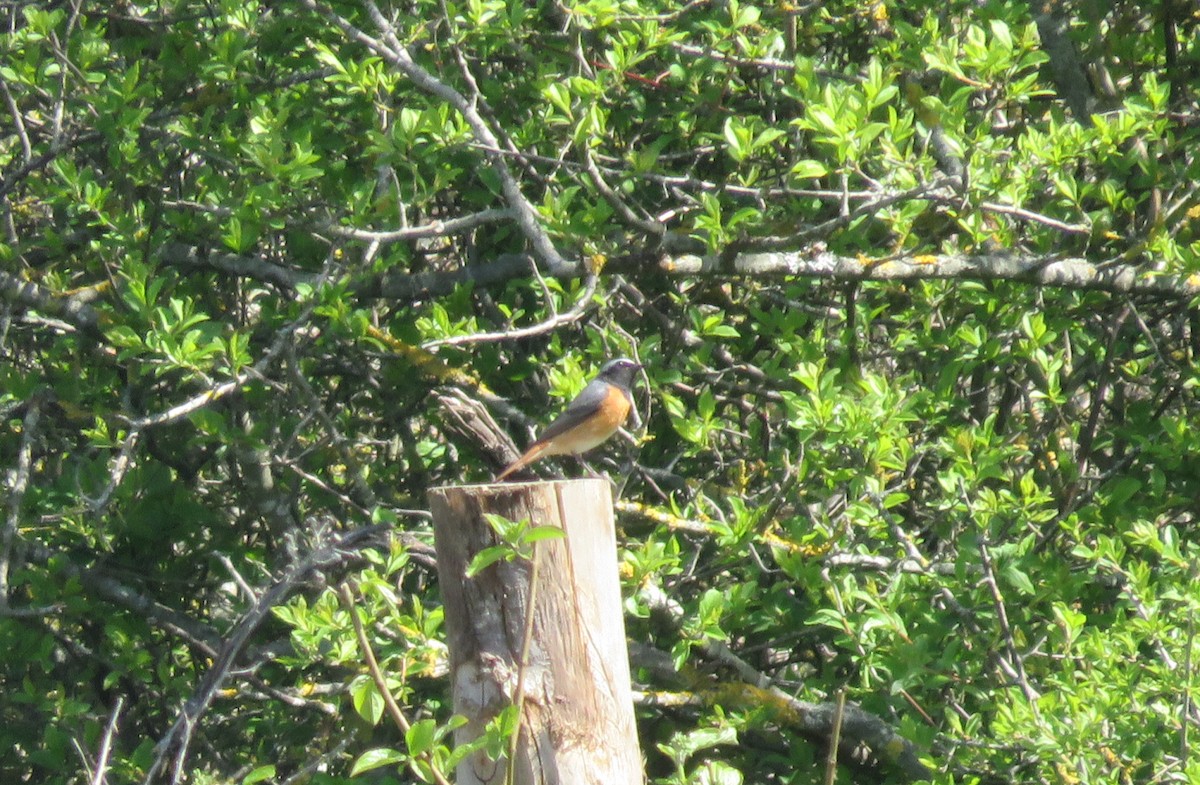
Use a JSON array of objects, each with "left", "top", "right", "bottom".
[{"left": 598, "top": 358, "right": 642, "bottom": 388}]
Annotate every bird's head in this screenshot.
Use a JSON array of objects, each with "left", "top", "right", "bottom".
[{"left": 597, "top": 357, "right": 643, "bottom": 388}]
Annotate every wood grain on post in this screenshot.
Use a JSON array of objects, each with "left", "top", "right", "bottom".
[{"left": 427, "top": 479, "right": 643, "bottom": 785}]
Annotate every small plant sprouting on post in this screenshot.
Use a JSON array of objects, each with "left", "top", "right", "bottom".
[{"left": 466, "top": 513, "right": 565, "bottom": 577}]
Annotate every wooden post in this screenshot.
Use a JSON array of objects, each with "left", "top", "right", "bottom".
[{"left": 428, "top": 479, "right": 643, "bottom": 785}]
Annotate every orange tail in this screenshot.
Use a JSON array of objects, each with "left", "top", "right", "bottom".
[{"left": 495, "top": 442, "right": 551, "bottom": 481}]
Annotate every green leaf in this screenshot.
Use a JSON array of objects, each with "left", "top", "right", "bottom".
[
  {"left": 789, "top": 159, "right": 828, "bottom": 179},
  {"left": 523, "top": 525, "right": 565, "bottom": 543},
  {"left": 695, "top": 760, "right": 744, "bottom": 785},
  {"left": 659, "top": 725, "right": 738, "bottom": 763},
  {"left": 466, "top": 545, "right": 512, "bottom": 577},
  {"left": 1002, "top": 563, "right": 1036, "bottom": 596},
  {"left": 350, "top": 747, "right": 407, "bottom": 776},
  {"left": 241, "top": 765, "right": 276, "bottom": 785},
  {"left": 405, "top": 718, "right": 439, "bottom": 756},
  {"left": 351, "top": 676, "right": 385, "bottom": 726}
]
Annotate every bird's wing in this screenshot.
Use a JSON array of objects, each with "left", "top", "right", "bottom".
[{"left": 533, "top": 378, "right": 610, "bottom": 446}]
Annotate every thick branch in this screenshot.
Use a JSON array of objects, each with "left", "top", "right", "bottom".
[
  {"left": 26, "top": 543, "right": 223, "bottom": 654},
  {"left": 144, "top": 523, "right": 390, "bottom": 785},
  {"left": 0, "top": 270, "right": 105, "bottom": 336},
  {"left": 651, "top": 249, "right": 1200, "bottom": 299},
  {"left": 1031, "top": 0, "right": 1096, "bottom": 122},
  {"left": 635, "top": 585, "right": 933, "bottom": 782},
  {"left": 161, "top": 241, "right": 1200, "bottom": 302}
]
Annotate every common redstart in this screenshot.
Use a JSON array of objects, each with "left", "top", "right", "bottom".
[{"left": 495, "top": 358, "right": 642, "bottom": 481}]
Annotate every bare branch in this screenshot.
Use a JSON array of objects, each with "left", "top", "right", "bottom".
[
  {"left": 0, "top": 271, "right": 105, "bottom": 337},
  {"left": 580, "top": 147, "right": 664, "bottom": 237},
  {"left": 1, "top": 77, "right": 33, "bottom": 163},
  {"left": 89, "top": 696, "right": 124, "bottom": 785},
  {"left": 25, "top": 542, "right": 222, "bottom": 654},
  {"left": 299, "top": 0, "right": 571, "bottom": 273},
  {"left": 0, "top": 400, "right": 37, "bottom": 609},
  {"left": 422, "top": 274, "right": 599, "bottom": 349},
  {"left": 157, "top": 243, "right": 309, "bottom": 292},
  {"left": 1031, "top": 0, "right": 1096, "bottom": 122},
  {"left": 671, "top": 42, "right": 810, "bottom": 75},
  {"left": 653, "top": 248, "right": 1200, "bottom": 300},
  {"left": 979, "top": 200, "right": 1090, "bottom": 235},
  {"left": 82, "top": 429, "right": 140, "bottom": 513},
  {"left": 1, "top": 396, "right": 61, "bottom": 617},
  {"left": 636, "top": 582, "right": 933, "bottom": 782},
  {"left": 434, "top": 387, "right": 522, "bottom": 472},
  {"left": 164, "top": 232, "right": 1200, "bottom": 305},
  {"left": 322, "top": 207, "right": 516, "bottom": 242},
  {"left": 123, "top": 300, "right": 316, "bottom": 430},
  {"left": 144, "top": 523, "right": 391, "bottom": 785}
]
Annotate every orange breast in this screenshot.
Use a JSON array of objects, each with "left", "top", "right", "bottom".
[{"left": 543, "top": 387, "right": 631, "bottom": 457}]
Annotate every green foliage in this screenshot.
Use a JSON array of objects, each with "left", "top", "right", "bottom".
[
  {"left": 3, "top": 1, "right": 1200, "bottom": 785},
  {"left": 467, "top": 513, "right": 564, "bottom": 576}
]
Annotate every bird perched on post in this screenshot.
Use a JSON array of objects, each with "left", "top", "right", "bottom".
[{"left": 495, "top": 358, "right": 642, "bottom": 481}]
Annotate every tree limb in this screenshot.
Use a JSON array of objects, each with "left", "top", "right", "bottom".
[
  {"left": 650, "top": 248, "right": 1200, "bottom": 299},
  {"left": 299, "top": 0, "right": 571, "bottom": 273},
  {"left": 161, "top": 239, "right": 1200, "bottom": 302},
  {"left": 635, "top": 583, "right": 934, "bottom": 782},
  {"left": 143, "top": 523, "right": 391, "bottom": 785},
  {"left": 0, "top": 271, "right": 106, "bottom": 337},
  {"left": 0, "top": 397, "right": 60, "bottom": 617}
]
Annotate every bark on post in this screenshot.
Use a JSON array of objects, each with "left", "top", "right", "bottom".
[{"left": 427, "top": 479, "right": 643, "bottom": 785}]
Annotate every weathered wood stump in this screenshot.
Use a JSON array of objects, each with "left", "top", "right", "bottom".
[{"left": 428, "top": 479, "right": 642, "bottom": 785}]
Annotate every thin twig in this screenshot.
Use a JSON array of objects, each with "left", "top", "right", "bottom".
[
  {"left": 300, "top": 0, "right": 569, "bottom": 273},
  {"left": 215, "top": 553, "right": 257, "bottom": 601},
  {"left": 1100, "top": 561, "right": 1180, "bottom": 671},
  {"left": 506, "top": 542, "right": 543, "bottom": 785},
  {"left": 823, "top": 688, "right": 847, "bottom": 785},
  {"left": 1182, "top": 594, "right": 1195, "bottom": 767},
  {"left": 83, "top": 429, "right": 141, "bottom": 513},
  {"left": 671, "top": 42, "right": 840, "bottom": 77},
  {"left": 1, "top": 78, "right": 33, "bottom": 162},
  {"left": 89, "top": 696, "right": 124, "bottom": 785},
  {"left": 143, "top": 525, "right": 389, "bottom": 785},
  {"left": 422, "top": 274, "right": 598, "bottom": 350},
  {"left": 338, "top": 582, "right": 454, "bottom": 785},
  {"left": 279, "top": 738, "right": 353, "bottom": 785},
  {"left": 961, "top": 481, "right": 1042, "bottom": 708}
]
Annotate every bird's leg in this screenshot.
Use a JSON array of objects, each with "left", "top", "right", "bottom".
[{"left": 576, "top": 455, "right": 602, "bottom": 477}]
